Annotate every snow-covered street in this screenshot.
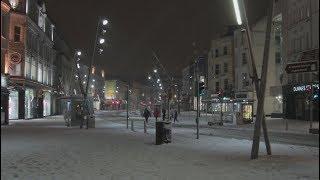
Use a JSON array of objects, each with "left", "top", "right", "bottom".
[{"left": 1, "top": 111, "right": 319, "bottom": 180}]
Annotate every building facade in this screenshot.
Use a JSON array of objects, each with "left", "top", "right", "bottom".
[
  {"left": 1, "top": 1, "right": 11, "bottom": 124},
  {"left": 3, "top": 0, "right": 56, "bottom": 120},
  {"left": 207, "top": 34, "right": 235, "bottom": 99},
  {"left": 274, "top": 0, "right": 319, "bottom": 120},
  {"left": 233, "top": 17, "right": 283, "bottom": 116}
]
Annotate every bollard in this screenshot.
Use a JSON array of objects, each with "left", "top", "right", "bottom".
[{"left": 131, "top": 119, "right": 134, "bottom": 131}]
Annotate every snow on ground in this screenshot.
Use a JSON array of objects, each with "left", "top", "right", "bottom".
[{"left": 1, "top": 115, "right": 319, "bottom": 180}]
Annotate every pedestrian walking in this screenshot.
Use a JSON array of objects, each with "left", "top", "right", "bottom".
[
  {"left": 162, "top": 108, "right": 166, "bottom": 121},
  {"left": 143, "top": 108, "right": 151, "bottom": 123},
  {"left": 153, "top": 108, "right": 160, "bottom": 121},
  {"left": 174, "top": 109, "right": 178, "bottom": 123}
]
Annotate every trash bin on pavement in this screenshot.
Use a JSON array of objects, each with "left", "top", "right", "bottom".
[
  {"left": 156, "top": 121, "right": 172, "bottom": 145},
  {"left": 87, "top": 115, "right": 95, "bottom": 128}
]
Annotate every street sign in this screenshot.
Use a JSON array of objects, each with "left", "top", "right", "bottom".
[{"left": 285, "top": 61, "right": 318, "bottom": 74}]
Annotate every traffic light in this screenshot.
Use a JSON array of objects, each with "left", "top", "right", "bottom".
[{"left": 199, "top": 82, "right": 205, "bottom": 96}]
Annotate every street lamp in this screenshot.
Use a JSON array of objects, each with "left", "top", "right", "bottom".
[
  {"left": 153, "top": 69, "right": 157, "bottom": 73},
  {"left": 99, "top": 38, "right": 105, "bottom": 44},
  {"left": 102, "top": 19, "right": 109, "bottom": 26},
  {"left": 232, "top": 0, "right": 242, "bottom": 25},
  {"left": 77, "top": 51, "right": 82, "bottom": 56}
]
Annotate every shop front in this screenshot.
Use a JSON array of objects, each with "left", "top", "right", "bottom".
[
  {"left": 43, "top": 91, "right": 52, "bottom": 117},
  {"left": 1, "top": 74, "right": 9, "bottom": 124},
  {"left": 25, "top": 88, "right": 36, "bottom": 119},
  {"left": 208, "top": 98, "right": 254, "bottom": 125},
  {"left": 283, "top": 83, "right": 319, "bottom": 121},
  {"left": 8, "top": 90, "right": 19, "bottom": 120}
]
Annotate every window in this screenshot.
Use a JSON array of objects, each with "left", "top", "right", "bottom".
[
  {"left": 224, "top": 79, "right": 228, "bottom": 90},
  {"left": 275, "top": 52, "right": 281, "bottom": 64},
  {"left": 223, "top": 63, "right": 228, "bottom": 73},
  {"left": 215, "top": 64, "right": 220, "bottom": 75},
  {"left": 37, "top": 62, "right": 43, "bottom": 83},
  {"left": 24, "top": 56, "right": 31, "bottom": 79},
  {"left": 43, "top": 65, "right": 47, "bottom": 84},
  {"left": 14, "top": 26, "right": 21, "bottom": 42},
  {"left": 215, "top": 49, "right": 219, "bottom": 57},
  {"left": 215, "top": 82, "right": 220, "bottom": 93},
  {"left": 242, "top": 73, "right": 249, "bottom": 88},
  {"left": 223, "top": 46, "right": 227, "bottom": 55},
  {"left": 275, "top": 35, "right": 281, "bottom": 45},
  {"left": 242, "top": 52, "right": 247, "bottom": 65},
  {"left": 31, "top": 57, "right": 37, "bottom": 80}
]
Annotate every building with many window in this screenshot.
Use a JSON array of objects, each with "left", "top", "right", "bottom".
[
  {"left": 3, "top": 0, "right": 57, "bottom": 120},
  {"left": 233, "top": 17, "right": 283, "bottom": 117},
  {"left": 207, "top": 30, "right": 235, "bottom": 99},
  {"left": 275, "top": 0, "right": 319, "bottom": 120},
  {"left": 1, "top": 1, "right": 11, "bottom": 124}
]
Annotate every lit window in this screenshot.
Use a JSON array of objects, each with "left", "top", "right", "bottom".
[{"left": 14, "top": 26, "right": 21, "bottom": 42}]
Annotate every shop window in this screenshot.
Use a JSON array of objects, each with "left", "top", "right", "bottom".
[
  {"left": 43, "top": 92, "right": 51, "bottom": 116},
  {"left": 8, "top": 90, "right": 19, "bottom": 119},
  {"left": 14, "top": 26, "right": 21, "bottom": 42},
  {"left": 25, "top": 88, "right": 36, "bottom": 119}
]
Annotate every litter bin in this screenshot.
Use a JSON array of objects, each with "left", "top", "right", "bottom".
[
  {"left": 87, "top": 115, "right": 95, "bottom": 128},
  {"left": 156, "top": 121, "right": 172, "bottom": 145}
]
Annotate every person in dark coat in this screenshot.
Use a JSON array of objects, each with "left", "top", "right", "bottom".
[
  {"left": 162, "top": 108, "right": 166, "bottom": 121},
  {"left": 143, "top": 108, "right": 151, "bottom": 123},
  {"left": 174, "top": 109, "right": 178, "bottom": 123}
]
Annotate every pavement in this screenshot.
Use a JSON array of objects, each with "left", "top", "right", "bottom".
[{"left": 1, "top": 110, "right": 319, "bottom": 179}]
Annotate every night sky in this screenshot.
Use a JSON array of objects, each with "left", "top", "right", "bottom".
[{"left": 45, "top": 0, "right": 267, "bottom": 82}]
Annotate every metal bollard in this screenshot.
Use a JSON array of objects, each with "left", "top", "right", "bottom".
[{"left": 131, "top": 119, "right": 134, "bottom": 131}]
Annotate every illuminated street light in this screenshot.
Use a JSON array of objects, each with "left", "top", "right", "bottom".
[
  {"left": 148, "top": 76, "right": 151, "bottom": 80},
  {"left": 83, "top": 81, "right": 86, "bottom": 84},
  {"left": 92, "top": 79, "right": 95, "bottom": 82},
  {"left": 77, "top": 63, "right": 80, "bottom": 69},
  {"left": 232, "top": 0, "right": 242, "bottom": 25},
  {"left": 99, "top": 38, "right": 105, "bottom": 44},
  {"left": 159, "top": 84, "right": 162, "bottom": 87},
  {"left": 91, "top": 85, "right": 94, "bottom": 88},
  {"left": 153, "top": 69, "right": 157, "bottom": 73},
  {"left": 99, "top": 49, "right": 103, "bottom": 54},
  {"left": 102, "top": 19, "right": 109, "bottom": 25},
  {"left": 76, "top": 51, "right": 82, "bottom": 56}
]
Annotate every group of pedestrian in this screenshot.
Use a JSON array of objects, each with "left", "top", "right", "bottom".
[{"left": 142, "top": 107, "right": 179, "bottom": 123}]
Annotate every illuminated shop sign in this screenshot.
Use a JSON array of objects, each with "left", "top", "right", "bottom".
[{"left": 293, "top": 84, "right": 319, "bottom": 92}]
